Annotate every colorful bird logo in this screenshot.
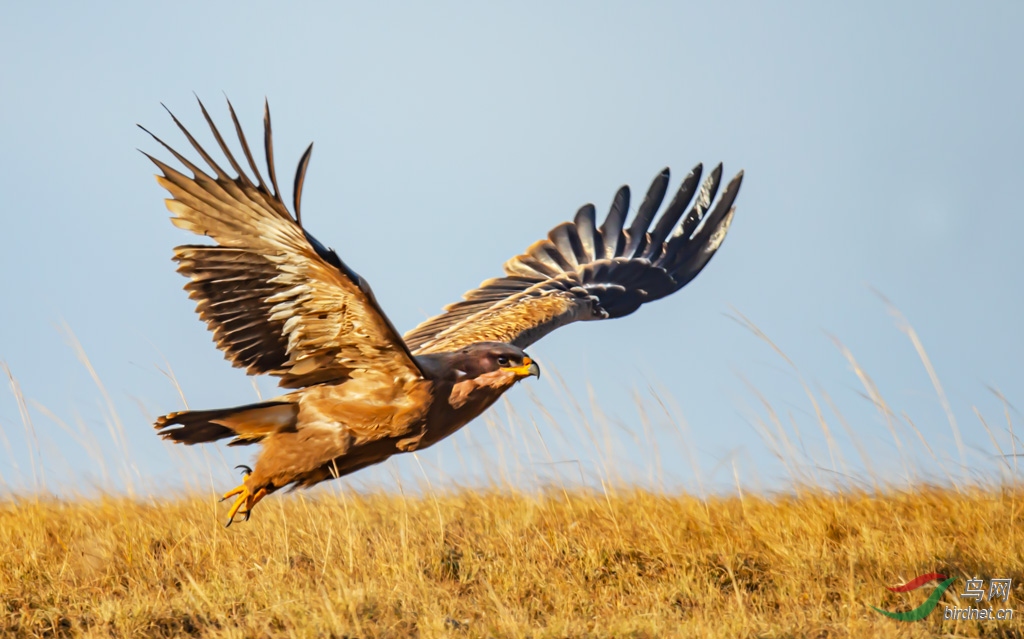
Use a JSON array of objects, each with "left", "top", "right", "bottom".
[{"left": 872, "top": 573, "right": 956, "bottom": 621}]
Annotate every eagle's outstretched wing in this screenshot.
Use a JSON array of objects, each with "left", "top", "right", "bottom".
[
  {"left": 142, "top": 99, "right": 422, "bottom": 388},
  {"left": 405, "top": 164, "right": 743, "bottom": 354}
]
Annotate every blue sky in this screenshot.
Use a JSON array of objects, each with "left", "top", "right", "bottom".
[{"left": 1, "top": 2, "right": 1022, "bottom": 496}]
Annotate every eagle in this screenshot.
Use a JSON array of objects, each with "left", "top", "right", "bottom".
[{"left": 142, "top": 99, "right": 743, "bottom": 525}]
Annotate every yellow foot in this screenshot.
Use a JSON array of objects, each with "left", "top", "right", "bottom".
[{"left": 220, "top": 465, "right": 267, "bottom": 527}]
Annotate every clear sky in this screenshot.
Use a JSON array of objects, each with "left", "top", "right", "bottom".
[{"left": 1, "top": 2, "right": 1022, "bottom": 497}]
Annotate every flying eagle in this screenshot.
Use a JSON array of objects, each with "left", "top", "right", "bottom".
[{"left": 142, "top": 99, "right": 743, "bottom": 525}]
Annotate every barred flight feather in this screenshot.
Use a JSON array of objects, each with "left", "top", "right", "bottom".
[
  {"left": 142, "top": 97, "right": 423, "bottom": 389},
  {"left": 405, "top": 164, "right": 742, "bottom": 354}
]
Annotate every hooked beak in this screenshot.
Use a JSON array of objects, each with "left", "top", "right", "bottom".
[{"left": 502, "top": 356, "right": 541, "bottom": 379}]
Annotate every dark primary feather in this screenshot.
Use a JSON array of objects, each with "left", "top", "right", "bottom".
[
  {"left": 293, "top": 143, "right": 314, "bottom": 226},
  {"left": 405, "top": 164, "right": 743, "bottom": 354},
  {"left": 624, "top": 167, "right": 669, "bottom": 256}
]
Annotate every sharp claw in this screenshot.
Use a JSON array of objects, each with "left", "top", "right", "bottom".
[
  {"left": 221, "top": 475, "right": 267, "bottom": 528},
  {"left": 235, "top": 464, "right": 253, "bottom": 476}
]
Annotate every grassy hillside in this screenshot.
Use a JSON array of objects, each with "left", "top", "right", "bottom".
[{"left": 3, "top": 486, "right": 1021, "bottom": 638}]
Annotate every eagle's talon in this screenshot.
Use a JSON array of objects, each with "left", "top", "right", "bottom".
[{"left": 220, "top": 481, "right": 268, "bottom": 527}]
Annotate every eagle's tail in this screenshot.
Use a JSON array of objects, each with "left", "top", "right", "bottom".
[{"left": 154, "top": 400, "right": 298, "bottom": 447}]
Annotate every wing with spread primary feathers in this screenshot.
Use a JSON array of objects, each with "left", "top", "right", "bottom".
[
  {"left": 142, "top": 98, "right": 422, "bottom": 388},
  {"left": 405, "top": 164, "right": 743, "bottom": 354}
]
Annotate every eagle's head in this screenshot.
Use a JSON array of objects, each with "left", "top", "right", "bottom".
[
  {"left": 450, "top": 342, "right": 540, "bottom": 381},
  {"left": 417, "top": 342, "right": 540, "bottom": 384},
  {"left": 415, "top": 342, "right": 540, "bottom": 410}
]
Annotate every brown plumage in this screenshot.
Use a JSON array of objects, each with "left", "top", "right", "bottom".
[{"left": 144, "top": 98, "right": 743, "bottom": 525}]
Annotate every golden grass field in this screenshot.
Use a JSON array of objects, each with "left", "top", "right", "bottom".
[
  {"left": 2, "top": 485, "right": 1022, "bottom": 638},
  {"left": 3, "top": 319, "right": 1022, "bottom": 637}
]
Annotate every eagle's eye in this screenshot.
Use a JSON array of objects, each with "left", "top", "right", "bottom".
[{"left": 496, "top": 355, "right": 510, "bottom": 367}]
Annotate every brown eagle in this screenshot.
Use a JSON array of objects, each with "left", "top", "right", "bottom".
[{"left": 142, "top": 99, "right": 743, "bottom": 525}]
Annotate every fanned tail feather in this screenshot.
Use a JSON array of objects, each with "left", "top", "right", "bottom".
[{"left": 155, "top": 400, "right": 298, "bottom": 446}]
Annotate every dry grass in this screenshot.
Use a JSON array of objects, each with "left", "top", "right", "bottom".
[
  {"left": 3, "top": 315, "right": 1022, "bottom": 637},
  {"left": 2, "top": 486, "right": 1022, "bottom": 638}
]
